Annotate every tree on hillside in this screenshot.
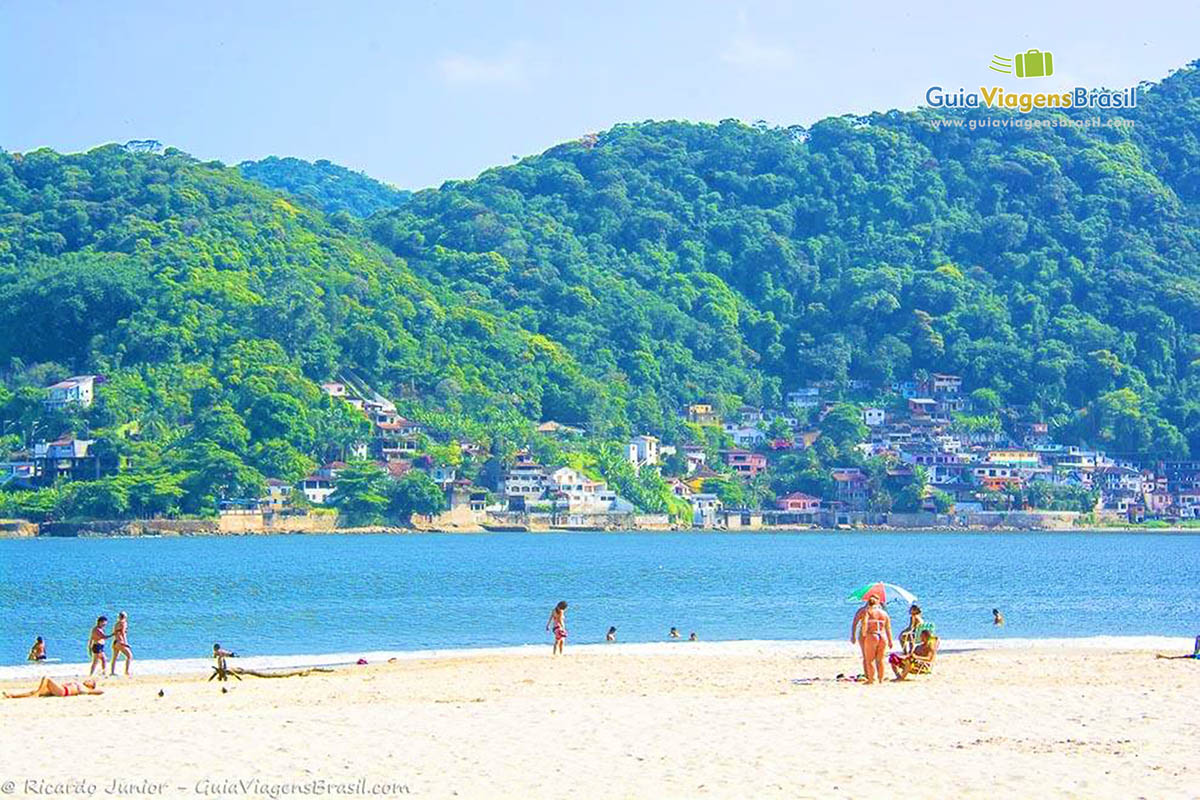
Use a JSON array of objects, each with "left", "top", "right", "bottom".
[{"left": 327, "top": 460, "right": 389, "bottom": 526}]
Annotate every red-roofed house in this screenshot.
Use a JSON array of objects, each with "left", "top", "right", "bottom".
[
  {"left": 776, "top": 492, "right": 822, "bottom": 512},
  {"left": 723, "top": 449, "right": 767, "bottom": 478}
]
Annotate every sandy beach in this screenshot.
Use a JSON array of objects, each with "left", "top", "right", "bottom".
[{"left": 1, "top": 644, "right": 1196, "bottom": 799}]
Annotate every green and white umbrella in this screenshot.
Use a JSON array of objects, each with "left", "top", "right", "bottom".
[{"left": 847, "top": 581, "right": 917, "bottom": 606}]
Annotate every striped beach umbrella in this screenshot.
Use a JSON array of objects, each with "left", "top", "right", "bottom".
[{"left": 847, "top": 582, "right": 917, "bottom": 606}]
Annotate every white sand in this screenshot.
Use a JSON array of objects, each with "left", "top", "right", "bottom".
[{"left": 1, "top": 645, "right": 1196, "bottom": 799}]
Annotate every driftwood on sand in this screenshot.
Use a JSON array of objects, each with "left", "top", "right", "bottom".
[{"left": 230, "top": 667, "right": 336, "bottom": 678}]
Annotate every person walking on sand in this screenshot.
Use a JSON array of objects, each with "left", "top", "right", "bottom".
[
  {"left": 27, "top": 636, "right": 46, "bottom": 661},
  {"left": 110, "top": 611, "right": 133, "bottom": 676},
  {"left": 88, "top": 616, "right": 110, "bottom": 676},
  {"left": 546, "top": 601, "right": 568, "bottom": 656},
  {"left": 850, "top": 596, "right": 893, "bottom": 684}
]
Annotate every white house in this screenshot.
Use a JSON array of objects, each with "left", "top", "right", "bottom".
[
  {"left": 722, "top": 423, "right": 765, "bottom": 448},
  {"left": 627, "top": 434, "right": 660, "bottom": 468},
  {"left": 45, "top": 375, "right": 100, "bottom": 410},
  {"left": 863, "top": 407, "right": 885, "bottom": 427},
  {"left": 785, "top": 387, "right": 821, "bottom": 408},
  {"left": 502, "top": 453, "right": 551, "bottom": 508},
  {"left": 691, "top": 493, "right": 723, "bottom": 527}
]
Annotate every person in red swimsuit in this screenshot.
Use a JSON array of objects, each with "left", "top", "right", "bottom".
[
  {"left": 545, "top": 601, "right": 568, "bottom": 656},
  {"left": 4, "top": 677, "right": 103, "bottom": 698}
]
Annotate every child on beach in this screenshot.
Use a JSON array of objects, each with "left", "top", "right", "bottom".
[
  {"left": 27, "top": 636, "right": 46, "bottom": 661},
  {"left": 993, "top": 609, "right": 1005, "bottom": 626},
  {"left": 546, "top": 601, "right": 568, "bottom": 655},
  {"left": 669, "top": 627, "right": 680, "bottom": 639},
  {"left": 111, "top": 611, "right": 133, "bottom": 676},
  {"left": 88, "top": 616, "right": 110, "bottom": 676},
  {"left": 606, "top": 626, "right": 617, "bottom": 642},
  {"left": 899, "top": 605, "right": 924, "bottom": 654}
]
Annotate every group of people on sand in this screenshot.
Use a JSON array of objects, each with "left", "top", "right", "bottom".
[
  {"left": 86, "top": 612, "right": 134, "bottom": 676},
  {"left": 546, "top": 602, "right": 697, "bottom": 654},
  {"left": 850, "top": 597, "right": 939, "bottom": 683},
  {"left": 22, "top": 611, "right": 133, "bottom": 676}
]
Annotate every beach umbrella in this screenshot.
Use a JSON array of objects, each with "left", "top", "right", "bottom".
[{"left": 847, "top": 582, "right": 917, "bottom": 606}]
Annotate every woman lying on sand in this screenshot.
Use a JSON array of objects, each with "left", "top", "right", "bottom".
[{"left": 4, "top": 677, "right": 103, "bottom": 698}]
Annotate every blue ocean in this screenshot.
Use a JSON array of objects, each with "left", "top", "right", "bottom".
[{"left": 1, "top": 532, "right": 1197, "bottom": 672}]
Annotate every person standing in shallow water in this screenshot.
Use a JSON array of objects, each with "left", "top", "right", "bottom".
[
  {"left": 993, "top": 608, "right": 1005, "bottom": 626},
  {"left": 546, "top": 601, "right": 568, "bottom": 655}
]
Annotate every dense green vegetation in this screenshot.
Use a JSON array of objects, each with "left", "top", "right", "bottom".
[
  {"left": 238, "top": 156, "right": 410, "bottom": 218},
  {"left": 2, "top": 60, "right": 1200, "bottom": 519}
]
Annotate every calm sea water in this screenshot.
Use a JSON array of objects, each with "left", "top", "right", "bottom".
[{"left": 1, "top": 532, "right": 1197, "bottom": 668}]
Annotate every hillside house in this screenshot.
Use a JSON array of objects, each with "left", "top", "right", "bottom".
[
  {"left": 261, "top": 479, "right": 293, "bottom": 513},
  {"left": 907, "top": 398, "right": 937, "bottom": 420},
  {"left": 320, "top": 382, "right": 347, "bottom": 398},
  {"left": 723, "top": 449, "right": 767, "bottom": 478},
  {"left": 786, "top": 387, "right": 821, "bottom": 408},
  {"left": 627, "top": 434, "right": 660, "bottom": 468},
  {"left": 723, "top": 423, "right": 765, "bottom": 448},
  {"left": 862, "top": 407, "right": 885, "bottom": 427},
  {"left": 45, "top": 375, "right": 101, "bottom": 410},
  {"left": 502, "top": 452, "right": 551, "bottom": 510},
  {"left": 831, "top": 467, "right": 868, "bottom": 510},
  {"left": 691, "top": 493, "right": 723, "bottom": 527},
  {"left": 32, "top": 437, "right": 98, "bottom": 483},
  {"left": 776, "top": 491, "right": 821, "bottom": 512}
]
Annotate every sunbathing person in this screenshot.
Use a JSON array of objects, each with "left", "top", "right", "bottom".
[
  {"left": 4, "top": 677, "right": 103, "bottom": 698},
  {"left": 889, "top": 629, "right": 939, "bottom": 681}
]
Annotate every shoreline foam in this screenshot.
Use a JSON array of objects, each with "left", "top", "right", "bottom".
[{"left": 3, "top": 634, "right": 1191, "bottom": 681}]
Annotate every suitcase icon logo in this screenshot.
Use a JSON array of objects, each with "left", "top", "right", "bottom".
[{"left": 989, "top": 49, "right": 1054, "bottom": 78}]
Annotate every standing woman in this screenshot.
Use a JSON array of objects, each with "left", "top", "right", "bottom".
[
  {"left": 850, "top": 596, "right": 893, "bottom": 684},
  {"left": 111, "top": 611, "right": 133, "bottom": 676},
  {"left": 546, "top": 601, "right": 568, "bottom": 656}
]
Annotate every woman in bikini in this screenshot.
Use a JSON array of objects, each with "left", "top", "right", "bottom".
[
  {"left": 850, "top": 595, "right": 893, "bottom": 684},
  {"left": 4, "top": 677, "right": 103, "bottom": 698},
  {"left": 88, "top": 616, "right": 110, "bottom": 676},
  {"left": 546, "top": 601, "right": 568, "bottom": 656},
  {"left": 111, "top": 611, "right": 133, "bottom": 676}
]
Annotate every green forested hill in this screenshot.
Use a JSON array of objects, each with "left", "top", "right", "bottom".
[
  {"left": 238, "top": 156, "right": 410, "bottom": 218},
  {"left": 370, "top": 61, "right": 1200, "bottom": 455},
  {"left": 1, "top": 61, "right": 1199, "bottom": 520}
]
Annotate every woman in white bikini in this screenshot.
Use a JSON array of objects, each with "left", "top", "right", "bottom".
[
  {"left": 111, "top": 611, "right": 133, "bottom": 676},
  {"left": 850, "top": 595, "right": 893, "bottom": 684}
]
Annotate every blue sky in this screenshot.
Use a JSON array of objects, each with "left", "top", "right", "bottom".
[{"left": 2, "top": 0, "right": 1198, "bottom": 188}]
